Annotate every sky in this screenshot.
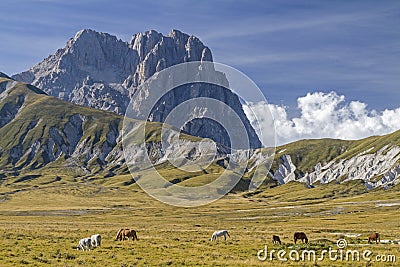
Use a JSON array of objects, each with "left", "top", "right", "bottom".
[{"left": 1, "top": 0, "right": 399, "bottom": 144}]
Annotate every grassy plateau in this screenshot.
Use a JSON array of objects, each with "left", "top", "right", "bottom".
[{"left": 0, "top": 177, "right": 399, "bottom": 267}]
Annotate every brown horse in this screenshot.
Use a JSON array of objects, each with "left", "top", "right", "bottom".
[
  {"left": 115, "top": 229, "right": 138, "bottom": 242},
  {"left": 294, "top": 232, "right": 308, "bottom": 244},
  {"left": 368, "top": 233, "right": 380, "bottom": 244},
  {"left": 272, "top": 235, "right": 282, "bottom": 245}
]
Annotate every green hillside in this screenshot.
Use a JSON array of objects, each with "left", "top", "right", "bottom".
[
  {"left": 0, "top": 77, "right": 228, "bottom": 191},
  {"left": 273, "top": 130, "right": 400, "bottom": 176},
  {"left": 0, "top": 77, "right": 124, "bottom": 173}
]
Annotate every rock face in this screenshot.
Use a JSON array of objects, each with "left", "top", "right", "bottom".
[
  {"left": 272, "top": 155, "right": 297, "bottom": 184},
  {"left": 13, "top": 29, "right": 137, "bottom": 114},
  {"left": 12, "top": 29, "right": 261, "bottom": 149},
  {"left": 272, "top": 145, "right": 400, "bottom": 189},
  {"left": 124, "top": 29, "right": 212, "bottom": 89}
]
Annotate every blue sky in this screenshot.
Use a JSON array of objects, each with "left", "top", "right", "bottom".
[{"left": 1, "top": 0, "right": 399, "bottom": 114}]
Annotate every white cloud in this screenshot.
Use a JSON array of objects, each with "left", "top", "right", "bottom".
[{"left": 244, "top": 91, "right": 400, "bottom": 146}]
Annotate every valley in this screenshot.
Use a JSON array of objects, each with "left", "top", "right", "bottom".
[{"left": 0, "top": 181, "right": 399, "bottom": 266}]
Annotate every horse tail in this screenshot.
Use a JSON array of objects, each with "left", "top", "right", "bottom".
[
  {"left": 226, "top": 231, "right": 230, "bottom": 238},
  {"left": 133, "top": 230, "right": 138, "bottom": 241},
  {"left": 115, "top": 229, "right": 123, "bottom": 241}
]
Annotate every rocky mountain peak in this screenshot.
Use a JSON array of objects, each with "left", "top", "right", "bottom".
[
  {"left": 62, "top": 28, "right": 138, "bottom": 83},
  {"left": 12, "top": 28, "right": 262, "bottom": 148},
  {"left": 168, "top": 28, "right": 184, "bottom": 37},
  {"left": 130, "top": 30, "right": 163, "bottom": 60},
  {"left": 124, "top": 28, "right": 212, "bottom": 88},
  {"left": 72, "top": 28, "right": 100, "bottom": 40},
  {"left": 12, "top": 28, "right": 213, "bottom": 105}
]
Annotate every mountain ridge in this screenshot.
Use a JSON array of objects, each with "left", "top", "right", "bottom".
[
  {"left": 271, "top": 131, "right": 400, "bottom": 189},
  {"left": 0, "top": 77, "right": 238, "bottom": 186},
  {"left": 12, "top": 28, "right": 262, "bottom": 149},
  {"left": 1, "top": 75, "right": 399, "bottom": 191}
]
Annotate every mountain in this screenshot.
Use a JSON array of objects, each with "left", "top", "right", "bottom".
[
  {"left": 0, "top": 75, "right": 123, "bottom": 176},
  {"left": 12, "top": 29, "right": 261, "bottom": 149},
  {"left": 0, "top": 76, "right": 234, "bottom": 179},
  {"left": 1, "top": 75, "right": 399, "bottom": 191},
  {"left": 270, "top": 133, "right": 400, "bottom": 189},
  {"left": 0, "top": 76, "right": 273, "bottom": 198}
]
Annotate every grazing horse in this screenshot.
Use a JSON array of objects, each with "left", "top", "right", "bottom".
[
  {"left": 210, "top": 230, "right": 230, "bottom": 241},
  {"left": 115, "top": 229, "right": 138, "bottom": 242},
  {"left": 294, "top": 232, "right": 308, "bottom": 244},
  {"left": 272, "top": 235, "right": 282, "bottom": 245},
  {"left": 368, "top": 233, "right": 380, "bottom": 244},
  {"left": 77, "top": 237, "right": 92, "bottom": 251},
  {"left": 91, "top": 234, "right": 101, "bottom": 247}
]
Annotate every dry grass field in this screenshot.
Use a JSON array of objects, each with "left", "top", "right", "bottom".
[{"left": 0, "top": 179, "right": 399, "bottom": 266}]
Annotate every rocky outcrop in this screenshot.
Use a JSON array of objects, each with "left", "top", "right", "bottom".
[
  {"left": 0, "top": 95, "right": 25, "bottom": 128},
  {"left": 273, "top": 146, "right": 400, "bottom": 189},
  {"left": 272, "top": 155, "right": 297, "bottom": 184},
  {"left": 12, "top": 29, "right": 262, "bottom": 149}
]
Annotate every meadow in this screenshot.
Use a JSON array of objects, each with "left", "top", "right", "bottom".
[{"left": 0, "top": 179, "right": 399, "bottom": 267}]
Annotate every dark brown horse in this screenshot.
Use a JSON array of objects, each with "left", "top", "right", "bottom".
[
  {"left": 272, "top": 235, "right": 282, "bottom": 245},
  {"left": 294, "top": 232, "right": 308, "bottom": 244},
  {"left": 115, "top": 229, "right": 138, "bottom": 242},
  {"left": 368, "top": 233, "right": 380, "bottom": 244}
]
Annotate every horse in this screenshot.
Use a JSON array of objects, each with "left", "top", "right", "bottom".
[
  {"left": 91, "top": 234, "right": 101, "bottom": 247},
  {"left": 210, "top": 230, "right": 230, "bottom": 241},
  {"left": 77, "top": 237, "right": 92, "bottom": 251},
  {"left": 272, "top": 235, "right": 282, "bottom": 245},
  {"left": 115, "top": 229, "right": 138, "bottom": 242},
  {"left": 368, "top": 233, "right": 380, "bottom": 244},
  {"left": 294, "top": 232, "right": 308, "bottom": 244}
]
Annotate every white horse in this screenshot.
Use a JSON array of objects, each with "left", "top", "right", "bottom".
[
  {"left": 91, "top": 234, "right": 101, "bottom": 247},
  {"left": 211, "top": 230, "right": 230, "bottom": 241},
  {"left": 77, "top": 237, "right": 92, "bottom": 251}
]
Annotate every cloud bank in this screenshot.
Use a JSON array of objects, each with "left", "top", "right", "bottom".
[{"left": 244, "top": 91, "right": 400, "bottom": 146}]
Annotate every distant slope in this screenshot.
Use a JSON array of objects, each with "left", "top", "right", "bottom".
[
  {"left": 271, "top": 131, "right": 400, "bottom": 189},
  {"left": 274, "top": 138, "right": 352, "bottom": 175}
]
